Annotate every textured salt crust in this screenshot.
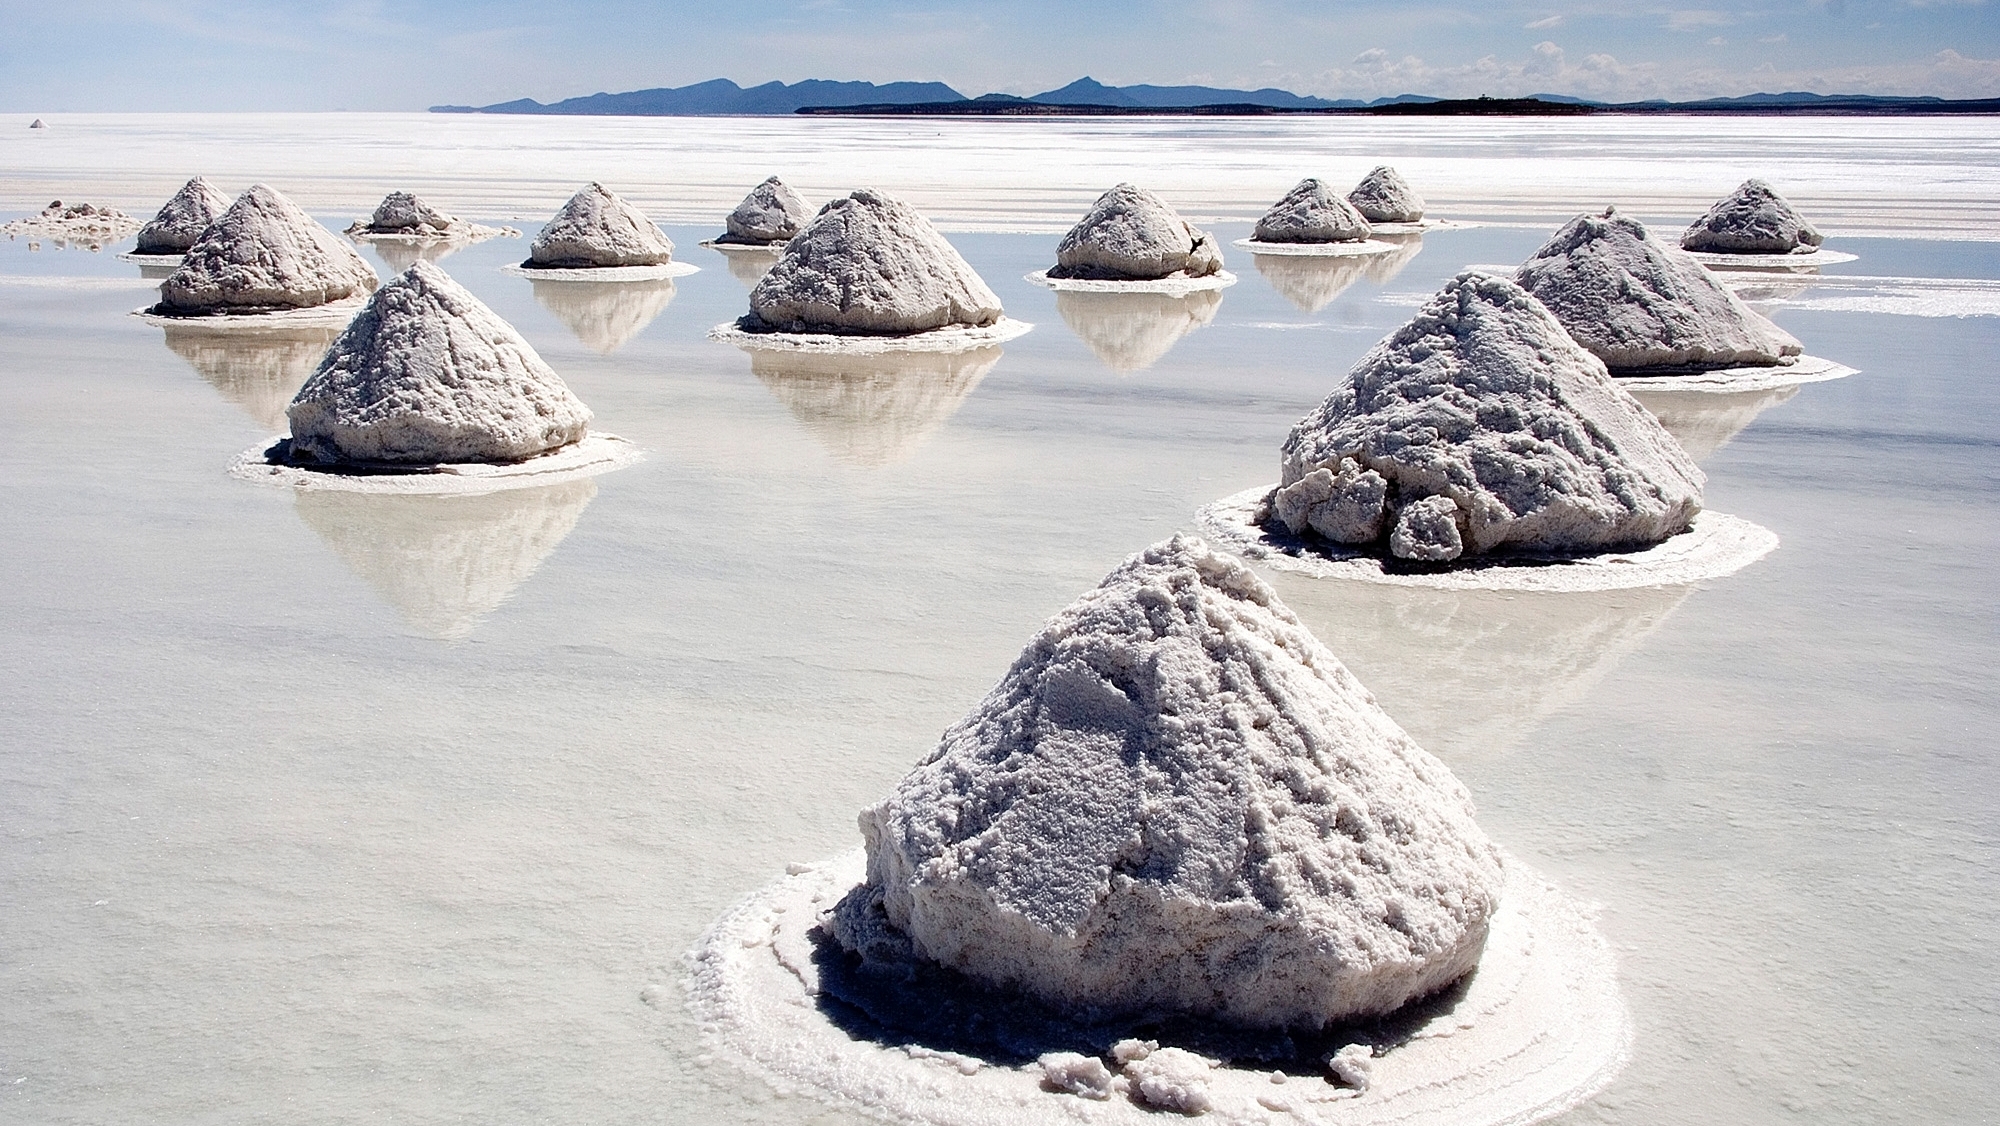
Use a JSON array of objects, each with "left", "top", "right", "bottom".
[
  {"left": 228, "top": 432, "right": 640, "bottom": 495},
  {"left": 116, "top": 251, "right": 185, "bottom": 265},
  {"left": 1252, "top": 179, "right": 1372, "bottom": 244},
  {"left": 131, "top": 294, "right": 369, "bottom": 329},
  {"left": 1365, "top": 219, "right": 1472, "bottom": 235},
  {"left": 1745, "top": 274, "right": 2000, "bottom": 318},
  {"left": 348, "top": 224, "right": 516, "bottom": 245},
  {"left": 499, "top": 260, "right": 699, "bottom": 282},
  {"left": 1051, "top": 183, "right": 1225, "bottom": 282},
  {"left": 1026, "top": 269, "right": 1236, "bottom": 295},
  {"left": 1680, "top": 179, "right": 1823, "bottom": 254},
  {"left": 724, "top": 176, "right": 813, "bottom": 244},
  {"left": 1608, "top": 354, "right": 1857, "bottom": 393},
  {"left": 1348, "top": 167, "right": 1427, "bottom": 224},
  {"left": 687, "top": 850, "right": 1628, "bottom": 1126},
  {"left": 1683, "top": 247, "right": 1859, "bottom": 270},
  {"left": 710, "top": 317, "right": 1032, "bottom": 354},
  {"left": 1197, "top": 487, "right": 1776, "bottom": 592},
  {"left": 134, "top": 177, "right": 232, "bottom": 254},
  {"left": 159, "top": 184, "right": 378, "bottom": 313},
  {"left": 0, "top": 204, "right": 143, "bottom": 244},
  {"left": 528, "top": 182, "right": 676, "bottom": 268},
  {"left": 699, "top": 239, "right": 786, "bottom": 253},
  {"left": 1231, "top": 238, "right": 1400, "bottom": 258}
]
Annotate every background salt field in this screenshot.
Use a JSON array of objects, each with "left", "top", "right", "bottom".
[{"left": 2, "top": 114, "right": 1996, "bottom": 1125}]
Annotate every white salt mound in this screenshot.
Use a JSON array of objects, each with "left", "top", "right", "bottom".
[
  {"left": 135, "top": 177, "right": 232, "bottom": 254},
  {"left": 159, "top": 184, "right": 377, "bottom": 313},
  {"left": 286, "top": 260, "right": 590, "bottom": 465},
  {"left": 1348, "top": 166, "right": 1426, "bottom": 224},
  {"left": 723, "top": 176, "right": 812, "bottom": 244},
  {"left": 1277, "top": 270, "right": 1705, "bottom": 562},
  {"left": 1254, "top": 178, "right": 1373, "bottom": 243},
  {"left": 527, "top": 182, "right": 674, "bottom": 269},
  {"left": 747, "top": 188, "right": 1003, "bottom": 334},
  {"left": 1051, "top": 183, "right": 1224, "bottom": 281},
  {"left": 1515, "top": 207, "right": 1802, "bottom": 370},
  {"left": 1681, "top": 178, "right": 1824, "bottom": 254},
  {"left": 832, "top": 534, "right": 1504, "bottom": 1029},
  {"left": 30, "top": 118, "right": 46, "bottom": 129},
  {"left": 364, "top": 191, "right": 459, "bottom": 235}
]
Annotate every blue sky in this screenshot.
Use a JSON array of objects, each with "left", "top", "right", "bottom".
[{"left": 4, "top": 0, "right": 1996, "bottom": 111}]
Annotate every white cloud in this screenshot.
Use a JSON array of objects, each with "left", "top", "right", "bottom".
[
  {"left": 1667, "top": 10, "right": 1735, "bottom": 30},
  {"left": 1525, "top": 14, "right": 1565, "bottom": 28}
]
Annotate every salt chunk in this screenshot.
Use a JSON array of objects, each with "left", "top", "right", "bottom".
[{"left": 1038, "top": 1052, "right": 1114, "bottom": 1099}]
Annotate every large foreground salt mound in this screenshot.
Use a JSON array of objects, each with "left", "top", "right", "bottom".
[
  {"left": 1254, "top": 178, "right": 1372, "bottom": 243},
  {"left": 1348, "top": 167, "right": 1426, "bottom": 224},
  {"left": 1515, "top": 208, "right": 1802, "bottom": 370},
  {"left": 833, "top": 535, "right": 1504, "bottom": 1029},
  {"left": 135, "top": 177, "right": 232, "bottom": 254},
  {"left": 1276, "top": 270, "right": 1703, "bottom": 562},
  {"left": 1050, "top": 184, "right": 1224, "bottom": 281},
  {"left": 527, "top": 183, "right": 675, "bottom": 269},
  {"left": 286, "top": 260, "right": 590, "bottom": 465},
  {"left": 746, "top": 189, "right": 1003, "bottom": 334},
  {"left": 1682, "top": 179, "right": 1824, "bottom": 254},
  {"left": 158, "top": 184, "right": 377, "bottom": 313},
  {"left": 722, "top": 176, "right": 812, "bottom": 244}
]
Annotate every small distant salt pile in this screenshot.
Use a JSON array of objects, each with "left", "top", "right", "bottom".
[
  {"left": 744, "top": 189, "right": 1003, "bottom": 334},
  {"left": 526, "top": 182, "right": 675, "bottom": 269},
  {"left": 1253, "top": 178, "right": 1373, "bottom": 243},
  {"left": 717, "top": 176, "right": 812, "bottom": 245},
  {"left": 832, "top": 534, "right": 1504, "bottom": 1029},
  {"left": 1048, "top": 183, "right": 1224, "bottom": 281},
  {"left": 1348, "top": 166, "right": 1426, "bottom": 224},
  {"left": 1682, "top": 179, "right": 1824, "bottom": 254},
  {"left": 285, "top": 260, "right": 590, "bottom": 465},
  {"left": 1274, "top": 270, "right": 1703, "bottom": 563},
  {"left": 156, "top": 184, "right": 376, "bottom": 314},
  {"left": 1515, "top": 208, "right": 1802, "bottom": 370},
  {"left": 134, "top": 177, "right": 232, "bottom": 255},
  {"left": 30, "top": 119, "right": 46, "bottom": 129},
  {"left": 1, "top": 199, "right": 143, "bottom": 245},
  {"left": 355, "top": 191, "right": 460, "bottom": 236}
]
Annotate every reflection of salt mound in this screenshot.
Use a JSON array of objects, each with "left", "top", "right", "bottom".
[
  {"left": 1516, "top": 208, "right": 1801, "bottom": 371},
  {"left": 1276, "top": 270, "right": 1703, "bottom": 562},
  {"left": 366, "top": 237, "right": 459, "bottom": 274},
  {"left": 1682, "top": 179, "right": 1823, "bottom": 254},
  {"left": 719, "top": 176, "right": 811, "bottom": 245},
  {"left": 527, "top": 182, "right": 674, "bottom": 268},
  {"left": 833, "top": 536, "right": 1503, "bottom": 1027},
  {"left": 1054, "top": 288, "right": 1219, "bottom": 371},
  {"left": 1253, "top": 252, "right": 1370, "bottom": 312},
  {"left": 1628, "top": 384, "right": 1799, "bottom": 462},
  {"left": 720, "top": 247, "right": 779, "bottom": 288},
  {"left": 135, "top": 177, "right": 231, "bottom": 254},
  {"left": 160, "top": 322, "right": 342, "bottom": 430},
  {"left": 293, "top": 479, "right": 596, "bottom": 640},
  {"left": 1050, "top": 183, "right": 1223, "bottom": 281},
  {"left": 1254, "top": 178, "right": 1372, "bottom": 243},
  {"left": 1363, "top": 234, "right": 1423, "bottom": 283},
  {"left": 158, "top": 184, "right": 376, "bottom": 314},
  {"left": 748, "top": 345, "right": 998, "bottom": 466},
  {"left": 1348, "top": 166, "right": 1425, "bottom": 223},
  {"left": 531, "top": 277, "right": 677, "bottom": 354}
]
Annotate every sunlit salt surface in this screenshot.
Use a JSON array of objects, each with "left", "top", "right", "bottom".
[{"left": 0, "top": 115, "right": 1996, "bottom": 1126}]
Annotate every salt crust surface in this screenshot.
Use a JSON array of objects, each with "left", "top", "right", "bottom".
[
  {"left": 1683, "top": 247, "right": 1859, "bottom": 270},
  {"left": 710, "top": 317, "right": 1032, "bottom": 354},
  {"left": 699, "top": 239, "right": 785, "bottom": 255},
  {"left": 1026, "top": 269, "right": 1236, "bottom": 296},
  {"left": 229, "top": 432, "right": 639, "bottom": 495},
  {"left": 499, "top": 260, "right": 699, "bottom": 282},
  {"left": 1230, "top": 238, "right": 1399, "bottom": 259},
  {"left": 131, "top": 293, "right": 370, "bottom": 329},
  {"left": 527, "top": 182, "right": 676, "bottom": 268},
  {"left": 1252, "top": 179, "right": 1372, "bottom": 244},
  {"left": 158, "top": 184, "right": 377, "bottom": 313},
  {"left": 135, "top": 177, "right": 231, "bottom": 254},
  {"left": 721, "top": 176, "right": 812, "bottom": 244},
  {"left": 1681, "top": 179, "right": 1823, "bottom": 254},
  {"left": 686, "top": 849, "right": 1629, "bottom": 1126},
  {"left": 1514, "top": 209, "right": 1802, "bottom": 371},
  {"left": 1050, "top": 184, "right": 1225, "bottom": 281},
  {"left": 1348, "top": 167, "right": 1426, "bottom": 224},
  {"left": 1609, "top": 353, "right": 1857, "bottom": 393},
  {"left": 287, "top": 261, "right": 591, "bottom": 465}
]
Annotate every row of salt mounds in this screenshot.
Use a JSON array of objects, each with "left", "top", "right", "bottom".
[
  {"left": 1235, "top": 178, "right": 1403, "bottom": 261},
  {"left": 708, "top": 176, "right": 813, "bottom": 248},
  {"left": 508, "top": 183, "right": 696, "bottom": 281},
  {"left": 142, "top": 184, "right": 378, "bottom": 324},
  {"left": 1682, "top": 179, "right": 1822, "bottom": 254},
  {"left": 132, "top": 177, "right": 232, "bottom": 256},
  {"left": 1032, "top": 184, "right": 1233, "bottom": 295}
]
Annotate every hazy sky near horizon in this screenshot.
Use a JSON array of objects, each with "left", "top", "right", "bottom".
[{"left": 4, "top": 0, "right": 1997, "bottom": 111}]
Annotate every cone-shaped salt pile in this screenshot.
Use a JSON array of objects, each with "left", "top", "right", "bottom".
[
  {"left": 1515, "top": 208, "right": 1802, "bottom": 370},
  {"left": 286, "top": 260, "right": 590, "bottom": 465},
  {"left": 834, "top": 534, "right": 1503, "bottom": 1028},
  {"left": 1682, "top": 179, "right": 1824, "bottom": 254},
  {"left": 30, "top": 119, "right": 46, "bottom": 129},
  {"left": 1276, "top": 270, "right": 1703, "bottom": 562},
  {"left": 158, "top": 185, "right": 376, "bottom": 313},
  {"left": 527, "top": 182, "right": 674, "bottom": 269},
  {"left": 135, "top": 177, "right": 232, "bottom": 254},
  {"left": 1348, "top": 166, "right": 1426, "bottom": 224},
  {"left": 1051, "top": 183, "right": 1224, "bottom": 281},
  {"left": 363, "top": 191, "right": 458, "bottom": 235},
  {"left": 1253, "top": 178, "right": 1372, "bottom": 243},
  {"left": 723, "top": 176, "right": 811, "bottom": 244},
  {"left": 747, "top": 189, "right": 1003, "bottom": 333}
]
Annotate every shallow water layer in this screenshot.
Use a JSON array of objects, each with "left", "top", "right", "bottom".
[{"left": 0, "top": 116, "right": 1996, "bottom": 1126}]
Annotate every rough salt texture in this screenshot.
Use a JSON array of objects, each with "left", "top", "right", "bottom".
[
  {"left": 746, "top": 189, "right": 1003, "bottom": 334},
  {"left": 1515, "top": 208, "right": 1803, "bottom": 370},
  {"left": 286, "top": 260, "right": 591, "bottom": 465},
  {"left": 1681, "top": 179, "right": 1825, "bottom": 254},
  {"left": 527, "top": 183, "right": 674, "bottom": 268},
  {"left": 1051, "top": 183, "right": 1224, "bottom": 281},
  {"left": 1278, "top": 270, "right": 1705, "bottom": 560},
  {"left": 723, "top": 176, "right": 812, "bottom": 244},
  {"left": 364, "top": 192, "right": 458, "bottom": 234},
  {"left": 1124, "top": 1048, "right": 1216, "bottom": 1113},
  {"left": 159, "top": 184, "right": 377, "bottom": 313},
  {"left": 135, "top": 177, "right": 232, "bottom": 254},
  {"left": 1348, "top": 166, "right": 1426, "bottom": 223},
  {"left": 1328, "top": 1044, "right": 1374, "bottom": 1090},
  {"left": 1254, "top": 178, "right": 1373, "bottom": 243},
  {"left": 832, "top": 535, "right": 1504, "bottom": 1030},
  {"left": 1037, "top": 1053, "right": 1115, "bottom": 1099}
]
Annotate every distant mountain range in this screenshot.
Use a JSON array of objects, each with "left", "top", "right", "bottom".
[{"left": 431, "top": 77, "right": 2000, "bottom": 116}]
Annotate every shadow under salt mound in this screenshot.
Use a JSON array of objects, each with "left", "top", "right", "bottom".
[
  {"left": 1252, "top": 252, "right": 1372, "bottom": 313},
  {"left": 748, "top": 346, "right": 1001, "bottom": 468},
  {"left": 1628, "top": 384, "right": 1800, "bottom": 462},
  {"left": 159, "top": 322, "right": 341, "bottom": 430},
  {"left": 530, "top": 277, "right": 678, "bottom": 354},
  {"left": 292, "top": 479, "right": 597, "bottom": 640},
  {"left": 1054, "top": 288, "right": 1221, "bottom": 374},
  {"left": 1265, "top": 569, "right": 1692, "bottom": 761}
]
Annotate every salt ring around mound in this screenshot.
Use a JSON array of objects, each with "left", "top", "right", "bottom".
[
  {"left": 1231, "top": 238, "right": 1402, "bottom": 258},
  {"left": 1196, "top": 486, "right": 1776, "bottom": 592},
  {"left": 498, "top": 261, "right": 701, "bottom": 282},
  {"left": 1685, "top": 248, "right": 1858, "bottom": 271},
  {"left": 1608, "top": 354, "right": 1856, "bottom": 393},
  {"left": 708, "top": 316, "right": 1033, "bottom": 355},
  {"left": 1366, "top": 219, "right": 1473, "bottom": 235},
  {"left": 227, "top": 431, "right": 641, "bottom": 495},
  {"left": 699, "top": 238, "right": 787, "bottom": 254},
  {"left": 117, "top": 251, "right": 185, "bottom": 265},
  {"left": 130, "top": 294, "right": 370, "bottom": 330},
  {"left": 687, "top": 849, "right": 1629, "bottom": 1126},
  {"left": 1026, "top": 269, "right": 1237, "bottom": 295},
  {"left": 347, "top": 224, "right": 516, "bottom": 245}
]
